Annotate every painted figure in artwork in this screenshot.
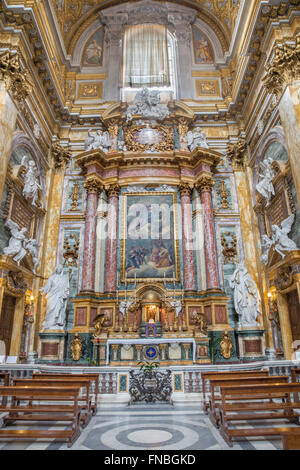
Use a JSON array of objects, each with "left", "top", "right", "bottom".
[
  {"left": 84, "top": 39, "right": 102, "bottom": 65},
  {"left": 40, "top": 265, "right": 71, "bottom": 331},
  {"left": 195, "top": 36, "right": 212, "bottom": 63}
]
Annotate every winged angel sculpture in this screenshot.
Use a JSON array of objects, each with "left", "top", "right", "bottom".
[
  {"left": 261, "top": 214, "right": 298, "bottom": 264},
  {"left": 3, "top": 219, "right": 40, "bottom": 272}
]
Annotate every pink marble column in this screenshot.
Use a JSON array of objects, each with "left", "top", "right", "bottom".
[
  {"left": 82, "top": 178, "right": 102, "bottom": 292},
  {"left": 179, "top": 184, "right": 197, "bottom": 291},
  {"left": 197, "top": 176, "right": 220, "bottom": 290},
  {"left": 105, "top": 185, "right": 120, "bottom": 292}
]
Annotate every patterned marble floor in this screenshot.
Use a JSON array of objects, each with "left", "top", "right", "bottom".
[{"left": 0, "top": 403, "right": 285, "bottom": 450}]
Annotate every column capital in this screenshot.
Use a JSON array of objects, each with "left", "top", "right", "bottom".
[
  {"left": 227, "top": 138, "right": 247, "bottom": 171},
  {"left": 84, "top": 177, "right": 103, "bottom": 195},
  {"left": 179, "top": 183, "right": 192, "bottom": 198},
  {"left": 106, "top": 184, "right": 120, "bottom": 198},
  {"left": 0, "top": 50, "right": 32, "bottom": 103},
  {"left": 52, "top": 142, "right": 72, "bottom": 170},
  {"left": 195, "top": 175, "right": 215, "bottom": 193},
  {"left": 263, "top": 37, "right": 300, "bottom": 97}
]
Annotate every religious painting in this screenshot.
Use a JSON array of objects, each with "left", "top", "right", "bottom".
[
  {"left": 196, "top": 79, "right": 220, "bottom": 97},
  {"left": 121, "top": 192, "right": 180, "bottom": 282},
  {"left": 82, "top": 28, "right": 104, "bottom": 66},
  {"left": 192, "top": 26, "right": 214, "bottom": 64},
  {"left": 99, "top": 307, "right": 113, "bottom": 327}
]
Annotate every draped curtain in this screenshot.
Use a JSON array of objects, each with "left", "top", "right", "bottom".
[{"left": 123, "top": 24, "right": 170, "bottom": 88}]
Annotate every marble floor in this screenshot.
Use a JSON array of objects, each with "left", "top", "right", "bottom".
[{"left": 0, "top": 403, "right": 285, "bottom": 450}]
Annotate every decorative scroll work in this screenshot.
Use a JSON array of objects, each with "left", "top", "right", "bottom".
[{"left": 129, "top": 369, "right": 172, "bottom": 404}]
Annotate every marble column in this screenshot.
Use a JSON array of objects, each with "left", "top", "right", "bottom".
[
  {"left": 82, "top": 178, "right": 102, "bottom": 292},
  {"left": 95, "top": 191, "right": 108, "bottom": 293},
  {"left": 192, "top": 188, "right": 207, "bottom": 291},
  {"left": 179, "top": 184, "right": 197, "bottom": 291},
  {"left": 0, "top": 81, "right": 17, "bottom": 202},
  {"left": 105, "top": 185, "right": 120, "bottom": 293},
  {"left": 196, "top": 177, "right": 220, "bottom": 290},
  {"left": 173, "top": 14, "right": 195, "bottom": 99}
]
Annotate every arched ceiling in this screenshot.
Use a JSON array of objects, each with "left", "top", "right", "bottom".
[{"left": 52, "top": 0, "right": 241, "bottom": 55}]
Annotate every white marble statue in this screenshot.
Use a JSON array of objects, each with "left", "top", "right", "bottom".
[
  {"left": 21, "top": 156, "right": 42, "bottom": 207},
  {"left": 168, "top": 299, "right": 182, "bottom": 318},
  {"left": 40, "top": 265, "right": 71, "bottom": 331},
  {"left": 126, "top": 87, "right": 169, "bottom": 122},
  {"left": 261, "top": 234, "right": 274, "bottom": 265},
  {"left": 3, "top": 219, "right": 28, "bottom": 265},
  {"left": 271, "top": 214, "right": 298, "bottom": 258},
  {"left": 229, "top": 263, "right": 261, "bottom": 328},
  {"left": 187, "top": 127, "right": 209, "bottom": 152},
  {"left": 256, "top": 156, "right": 275, "bottom": 206},
  {"left": 25, "top": 238, "right": 40, "bottom": 274},
  {"left": 119, "top": 300, "right": 133, "bottom": 317},
  {"left": 84, "top": 129, "right": 111, "bottom": 153}
]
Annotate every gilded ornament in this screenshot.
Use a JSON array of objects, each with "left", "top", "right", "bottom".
[
  {"left": 52, "top": 143, "right": 72, "bottom": 170},
  {"left": 0, "top": 50, "right": 32, "bottom": 102},
  {"left": 217, "top": 179, "right": 230, "bottom": 209},
  {"left": 221, "top": 233, "right": 237, "bottom": 264},
  {"left": 71, "top": 333, "right": 82, "bottom": 361},
  {"left": 84, "top": 177, "right": 102, "bottom": 195},
  {"left": 220, "top": 331, "right": 232, "bottom": 359},
  {"left": 227, "top": 138, "right": 247, "bottom": 171},
  {"left": 93, "top": 312, "right": 107, "bottom": 338},
  {"left": 196, "top": 175, "right": 215, "bottom": 193},
  {"left": 63, "top": 233, "right": 80, "bottom": 268},
  {"left": 70, "top": 181, "right": 81, "bottom": 210},
  {"left": 124, "top": 125, "right": 174, "bottom": 153}
]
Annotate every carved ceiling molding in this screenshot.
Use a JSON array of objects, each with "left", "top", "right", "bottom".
[
  {"left": 0, "top": 49, "right": 32, "bottom": 102},
  {"left": 262, "top": 36, "right": 300, "bottom": 97}
]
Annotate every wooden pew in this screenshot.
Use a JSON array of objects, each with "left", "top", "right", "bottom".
[
  {"left": 0, "top": 373, "right": 10, "bottom": 406},
  {"left": 201, "top": 370, "right": 269, "bottom": 413},
  {"left": 0, "top": 386, "right": 81, "bottom": 447},
  {"left": 32, "top": 373, "right": 99, "bottom": 415},
  {"left": 281, "top": 428, "right": 300, "bottom": 450},
  {"left": 208, "top": 375, "right": 289, "bottom": 426},
  {"left": 218, "top": 383, "right": 300, "bottom": 447},
  {"left": 14, "top": 377, "right": 92, "bottom": 427}
]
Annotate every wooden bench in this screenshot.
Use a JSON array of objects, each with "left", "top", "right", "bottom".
[
  {"left": 0, "top": 386, "right": 81, "bottom": 447},
  {"left": 13, "top": 378, "right": 92, "bottom": 427},
  {"left": 201, "top": 370, "right": 269, "bottom": 413},
  {"left": 281, "top": 428, "right": 300, "bottom": 450},
  {"left": 218, "top": 383, "right": 300, "bottom": 447},
  {"left": 208, "top": 375, "right": 289, "bottom": 427},
  {"left": 32, "top": 373, "right": 99, "bottom": 415}
]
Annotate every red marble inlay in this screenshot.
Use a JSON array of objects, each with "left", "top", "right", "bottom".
[
  {"left": 244, "top": 339, "right": 262, "bottom": 354},
  {"left": 200, "top": 190, "right": 220, "bottom": 289},
  {"left": 215, "top": 305, "right": 227, "bottom": 324}
]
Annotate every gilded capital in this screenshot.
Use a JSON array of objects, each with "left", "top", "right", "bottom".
[
  {"left": 107, "top": 184, "right": 120, "bottom": 198},
  {"left": 84, "top": 177, "right": 103, "bottom": 195},
  {"left": 195, "top": 175, "right": 215, "bottom": 193},
  {"left": 262, "top": 37, "right": 300, "bottom": 97},
  {"left": 179, "top": 183, "right": 192, "bottom": 198},
  {"left": 52, "top": 143, "right": 72, "bottom": 170},
  {"left": 0, "top": 50, "right": 32, "bottom": 102},
  {"left": 227, "top": 138, "right": 247, "bottom": 171}
]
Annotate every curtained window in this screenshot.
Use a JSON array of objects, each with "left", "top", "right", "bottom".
[{"left": 123, "top": 24, "right": 171, "bottom": 88}]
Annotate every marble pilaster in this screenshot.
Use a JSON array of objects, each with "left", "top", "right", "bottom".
[
  {"left": 179, "top": 184, "right": 197, "bottom": 291},
  {"left": 192, "top": 189, "right": 207, "bottom": 291},
  {"left": 105, "top": 185, "right": 120, "bottom": 293},
  {"left": 0, "top": 81, "right": 17, "bottom": 202},
  {"left": 276, "top": 293, "right": 294, "bottom": 360}
]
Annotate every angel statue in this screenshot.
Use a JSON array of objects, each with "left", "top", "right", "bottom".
[
  {"left": 84, "top": 129, "right": 111, "bottom": 153},
  {"left": 187, "top": 127, "right": 209, "bottom": 152},
  {"left": 3, "top": 219, "right": 28, "bottom": 265},
  {"left": 40, "top": 264, "right": 71, "bottom": 331},
  {"left": 256, "top": 156, "right": 275, "bottom": 206},
  {"left": 21, "top": 156, "right": 41, "bottom": 207},
  {"left": 25, "top": 238, "right": 40, "bottom": 274},
  {"left": 119, "top": 299, "right": 133, "bottom": 317},
  {"left": 261, "top": 234, "right": 274, "bottom": 265},
  {"left": 229, "top": 263, "right": 261, "bottom": 328},
  {"left": 271, "top": 214, "right": 298, "bottom": 258}
]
